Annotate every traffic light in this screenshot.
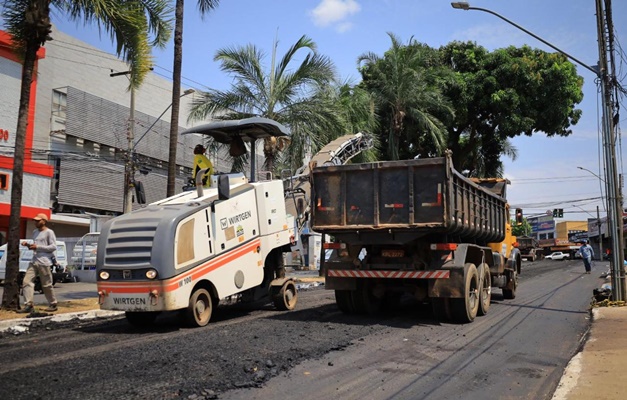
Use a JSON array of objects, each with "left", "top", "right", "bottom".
[
  {"left": 558, "top": 209, "right": 564, "bottom": 218},
  {"left": 515, "top": 208, "right": 523, "bottom": 225},
  {"left": 553, "top": 209, "right": 558, "bottom": 217}
]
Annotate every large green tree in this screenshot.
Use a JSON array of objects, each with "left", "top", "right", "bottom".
[
  {"left": 188, "top": 35, "right": 347, "bottom": 175},
  {"left": 439, "top": 41, "right": 584, "bottom": 177},
  {"left": 166, "top": 0, "right": 219, "bottom": 197},
  {"left": 357, "top": 33, "right": 453, "bottom": 161},
  {"left": 1, "top": 0, "right": 172, "bottom": 310}
]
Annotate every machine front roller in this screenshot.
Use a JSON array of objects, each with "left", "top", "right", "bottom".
[
  {"left": 182, "top": 287, "right": 214, "bottom": 327},
  {"left": 272, "top": 279, "right": 298, "bottom": 311},
  {"left": 125, "top": 311, "right": 159, "bottom": 327}
]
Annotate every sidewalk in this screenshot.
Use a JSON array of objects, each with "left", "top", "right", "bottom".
[{"left": 552, "top": 305, "right": 627, "bottom": 400}]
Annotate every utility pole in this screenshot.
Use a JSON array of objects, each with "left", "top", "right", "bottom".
[
  {"left": 110, "top": 69, "right": 135, "bottom": 214},
  {"left": 595, "top": 0, "right": 625, "bottom": 300},
  {"left": 125, "top": 86, "right": 135, "bottom": 213},
  {"left": 598, "top": 205, "right": 604, "bottom": 261}
]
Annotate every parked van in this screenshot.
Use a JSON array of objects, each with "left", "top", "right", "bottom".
[{"left": 0, "top": 240, "right": 68, "bottom": 284}]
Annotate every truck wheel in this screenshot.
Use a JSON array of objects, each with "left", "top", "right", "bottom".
[
  {"left": 477, "top": 263, "right": 491, "bottom": 316},
  {"left": 432, "top": 298, "right": 451, "bottom": 321},
  {"left": 335, "top": 290, "right": 355, "bottom": 314},
  {"left": 502, "top": 270, "right": 518, "bottom": 300},
  {"left": 361, "top": 281, "right": 383, "bottom": 315},
  {"left": 125, "top": 312, "right": 158, "bottom": 327},
  {"left": 273, "top": 281, "right": 297, "bottom": 311},
  {"left": 352, "top": 281, "right": 382, "bottom": 315},
  {"left": 184, "top": 288, "right": 213, "bottom": 327},
  {"left": 451, "top": 263, "right": 479, "bottom": 323}
]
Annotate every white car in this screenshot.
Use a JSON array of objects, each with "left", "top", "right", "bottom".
[{"left": 545, "top": 251, "right": 570, "bottom": 261}]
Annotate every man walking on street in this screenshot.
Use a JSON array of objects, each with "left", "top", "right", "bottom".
[
  {"left": 579, "top": 240, "right": 595, "bottom": 274},
  {"left": 17, "top": 213, "right": 59, "bottom": 313}
]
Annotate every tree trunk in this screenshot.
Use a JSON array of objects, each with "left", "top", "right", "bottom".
[
  {"left": 167, "top": 0, "right": 185, "bottom": 197},
  {"left": 1, "top": 43, "right": 39, "bottom": 310}
]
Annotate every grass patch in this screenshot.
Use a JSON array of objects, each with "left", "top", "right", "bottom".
[{"left": 0, "top": 298, "right": 100, "bottom": 321}]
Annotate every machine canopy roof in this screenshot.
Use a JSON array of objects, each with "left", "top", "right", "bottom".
[{"left": 181, "top": 117, "right": 290, "bottom": 143}]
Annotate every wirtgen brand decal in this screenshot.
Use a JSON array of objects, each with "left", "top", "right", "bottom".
[
  {"left": 228, "top": 211, "right": 252, "bottom": 225},
  {"left": 220, "top": 211, "right": 252, "bottom": 230}
]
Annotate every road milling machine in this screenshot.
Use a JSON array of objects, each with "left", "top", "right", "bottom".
[{"left": 96, "top": 118, "right": 298, "bottom": 327}]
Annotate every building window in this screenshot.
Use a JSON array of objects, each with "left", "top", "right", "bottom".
[
  {"left": 52, "top": 90, "right": 67, "bottom": 118},
  {"left": 0, "top": 173, "right": 8, "bottom": 190}
]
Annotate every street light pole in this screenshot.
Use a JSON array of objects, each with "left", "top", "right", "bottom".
[
  {"left": 128, "top": 88, "right": 196, "bottom": 202},
  {"left": 451, "top": 1, "right": 624, "bottom": 300},
  {"left": 134, "top": 89, "right": 196, "bottom": 149}
]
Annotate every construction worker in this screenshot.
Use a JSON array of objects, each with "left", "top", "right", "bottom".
[{"left": 192, "top": 144, "right": 214, "bottom": 187}]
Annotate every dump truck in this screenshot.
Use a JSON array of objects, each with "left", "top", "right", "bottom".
[
  {"left": 95, "top": 118, "right": 298, "bottom": 327},
  {"left": 516, "top": 236, "right": 542, "bottom": 262},
  {"left": 311, "top": 152, "right": 520, "bottom": 323}
]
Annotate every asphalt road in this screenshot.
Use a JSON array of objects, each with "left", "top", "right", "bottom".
[
  {"left": 223, "top": 258, "right": 607, "bottom": 400},
  {"left": 0, "top": 258, "right": 607, "bottom": 400}
]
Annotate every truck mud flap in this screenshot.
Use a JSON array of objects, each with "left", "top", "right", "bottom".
[{"left": 429, "top": 267, "right": 465, "bottom": 298}]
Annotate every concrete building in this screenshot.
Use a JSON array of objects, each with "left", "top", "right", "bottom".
[
  {"left": 0, "top": 30, "right": 52, "bottom": 241},
  {"left": 0, "top": 26, "right": 240, "bottom": 240}
]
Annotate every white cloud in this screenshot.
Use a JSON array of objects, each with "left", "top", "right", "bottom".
[
  {"left": 310, "top": 0, "right": 361, "bottom": 30},
  {"left": 336, "top": 21, "right": 354, "bottom": 33}
]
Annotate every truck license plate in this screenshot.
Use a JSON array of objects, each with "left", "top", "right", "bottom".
[{"left": 382, "top": 249, "right": 404, "bottom": 258}]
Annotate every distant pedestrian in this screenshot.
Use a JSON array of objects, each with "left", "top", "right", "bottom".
[
  {"left": 17, "top": 213, "right": 58, "bottom": 313},
  {"left": 579, "top": 240, "right": 595, "bottom": 274}
]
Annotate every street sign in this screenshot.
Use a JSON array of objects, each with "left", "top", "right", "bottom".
[{"left": 546, "top": 210, "right": 552, "bottom": 216}]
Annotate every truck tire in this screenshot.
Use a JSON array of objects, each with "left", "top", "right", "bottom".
[
  {"left": 502, "top": 269, "right": 518, "bottom": 300},
  {"left": 273, "top": 280, "right": 297, "bottom": 311},
  {"left": 450, "top": 263, "right": 479, "bottom": 323},
  {"left": 352, "top": 281, "right": 382, "bottom": 315},
  {"left": 477, "top": 263, "right": 491, "bottom": 316},
  {"left": 125, "top": 312, "right": 158, "bottom": 327},
  {"left": 183, "top": 288, "right": 213, "bottom": 327},
  {"left": 335, "top": 290, "right": 355, "bottom": 314}
]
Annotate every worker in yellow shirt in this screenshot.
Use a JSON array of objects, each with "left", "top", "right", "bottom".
[{"left": 192, "top": 144, "right": 214, "bottom": 187}]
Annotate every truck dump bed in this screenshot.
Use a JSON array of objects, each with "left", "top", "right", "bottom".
[{"left": 310, "top": 155, "right": 507, "bottom": 243}]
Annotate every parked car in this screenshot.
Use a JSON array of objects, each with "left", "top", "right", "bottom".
[
  {"left": 0, "top": 241, "right": 69, "bottom": 287},
  {"left": 545, "top": 251, "right": 570, "bottom": 261},
  {"left": 71, "top": 233, "right": 100, "bottom": 270}
]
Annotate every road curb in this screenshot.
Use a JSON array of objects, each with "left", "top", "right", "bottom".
[{"left": 0, "top": 309, "right": 123, "bottom": 333}]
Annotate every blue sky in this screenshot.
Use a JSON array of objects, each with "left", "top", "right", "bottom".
[{"left": 51, "top": 0, "right": 627, "bottom": 224}]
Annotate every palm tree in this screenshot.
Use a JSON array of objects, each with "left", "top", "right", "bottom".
[
  {"left": 188, "top": 35, "right": 345, "bottom": 176},
  {"left": 0, "top": 0, "right": 172, "bottom": 311},
  {"left": 166, "top": 0, "right": 220, "bottom": 197},
  {"left": 358, "top": 33, "right": 453, "bottom": 160}
]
